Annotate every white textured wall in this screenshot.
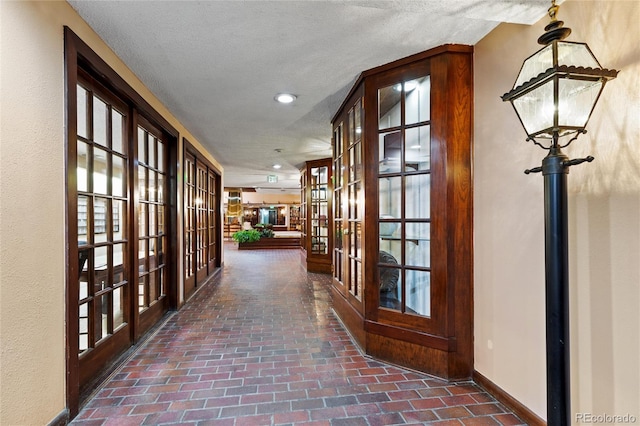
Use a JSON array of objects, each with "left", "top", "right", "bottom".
[
  {"left": 0, "top": 1, "right": 222, "bottom": 424},
  {"left": 474, "top": 0, "right": 640, "bottom": 421}
]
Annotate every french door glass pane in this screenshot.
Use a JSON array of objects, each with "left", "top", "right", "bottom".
[
  {"left": 94, "top": 246, "right": 107, "bottom": 290},
  {"left": 112, "top": 109, "right": 124, "bottom": 154},
  {"left": 78, "top": 195, "right": 88, "bottom": 241},
  {"left": 77, "top": 141, "right": 89, "bottom": 192},
  {"left": 405, "top": 126, "right": 430, "bottom": 171},
  {"left": 112, "top": 156, "right": 125, "bottom": 197},
  {"left": 405, "top": 76, "right": 430, "bottom": 125},
  {"left": 405, "top": 174, "right": 430, "bottom": 219},
  {"left": 405, "top": 269, "right": 430, "bottom": 316},
  {"left": 138, "top": 128, "right": 146, "bottom": 164},
  {"left": 378, "top": 84, "right": 401, "bottom": 130},
  {"left": 380, "top": 268, "right": 402, "bottom": 310},
  {"left": 405, "top": 223, "right": 430, "bottom": 267},
  {"left": 138, "top": 239, "right": 147, "bottom": 273},
  {"left": 94, "top": 198, "right": 108, "bottom": 243},
  {"left": 113, "top": 286, "right": 124, "bottom": 329},
  {"left": 113, "top": 243, "right": 125, "bottom": 279},
  {"left": 379, "top": 176, "right": 401, "bottom": 220},
  {"left": 149, "top": 137, "right": 156, "bottom": 169},
  {"left": 380, "top": 131, "right": 402, "bottom": 174},
  {"left": 77, "top": 86, "right": 88, "bottom": 139},
  {"left": 93, "top": 149, "right": 108, "bottom": 194},
  {"left": 113, "top": 199, "right": 124, "bottom": 240},
  {"left": 157, "top": 143, "right": 164, "bottom": 172},
  {"left": 138, "top": 166, "right": 147, "bottom": 201},
  {"left": 93, "top": 97, "right": 108, "bottom": 146},
  {"left": 148, "top": 170, "right": 156, "bottom": 202}
]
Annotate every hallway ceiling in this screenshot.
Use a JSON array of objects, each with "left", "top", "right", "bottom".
[{"left": 68, "top": 0, "right": 553, "bottom": 194}]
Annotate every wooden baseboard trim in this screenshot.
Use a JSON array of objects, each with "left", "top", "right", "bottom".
[
  {"left": 473, "top": 370, "right": 546, "bottom": 426},
  {"left": 47, "top": 409, "right": 69, "bottom": 426}
]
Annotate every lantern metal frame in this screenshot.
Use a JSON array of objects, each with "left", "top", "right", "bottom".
[{"left": 501, "top": 2, "right": 618, "bottom": 425}]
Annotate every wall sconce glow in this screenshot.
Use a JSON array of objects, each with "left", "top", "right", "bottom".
[
  {"left": 195, "top": 197, "right": 204, "bottom": 205},
  {"left": 355, "top": 127, "right": 362, "bottom": 134},
  {"left": 275, "top": 93, "right": 297, "bottom": 104}
]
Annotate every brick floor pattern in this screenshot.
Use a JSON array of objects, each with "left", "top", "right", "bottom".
[{"left": 72, "top": 244, "right": 526, "bottom": 425}]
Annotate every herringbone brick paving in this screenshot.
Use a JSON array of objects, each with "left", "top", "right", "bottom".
[{"left": 71, "top": 244, "right": 525, "bottom": 425}]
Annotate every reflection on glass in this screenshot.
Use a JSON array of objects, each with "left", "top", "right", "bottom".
[
  {"left": 405, "top": 174, "right": 430, "bottom": 219},
  {"left": 379, "top": 132, "right": 402, "bottom": 174},
  {"left": 379, "top": 176, "right": 401, "bottom": 219},
  {"left": 112, "top": 109, "right": 124, "bottom": 154},
  {"left": 405, "top": 223, "right": 430, "bottom": 267},
  {"left": 405, "top": 126, "right": 430, "bottom": 171},
  {"left": 378, "top": 85, "right": 401, "bottom": 130},
  {"left": 405, "top": 269, "right": 430, "bottom": 316},
  {"left": 93, "top": 97, "right": 108, "bottom": 146},
  {"left": 113, "top": 286, "right": 124, "bottom": 330},
  {"left": 77, "top": 85, "right": 88, "bottom": 138},
  {"left": 93, "top": 148, "right": 108, "bottom": 194},
  {"left": 77, "top": 141, "right": 88, "bottom": 192},
  {"left": 112, "top": 156, "right": 125, "bottom": 197},
  {"left": 405, "top": 76, "right": 431, "bottom": 125}
]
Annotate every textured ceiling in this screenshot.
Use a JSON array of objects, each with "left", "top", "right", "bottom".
[{"left": 68, "top": 0, "right": 554, "bottom": 194}]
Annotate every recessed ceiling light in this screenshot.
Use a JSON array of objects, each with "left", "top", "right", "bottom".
[
  {"left": 273, "top": 164, "right": 282, "bottom": 169},
  {"left": 275, "top": 93, "right": 296, "bottom": 104}
]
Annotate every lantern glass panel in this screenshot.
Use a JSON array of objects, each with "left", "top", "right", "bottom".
[
  {"left": 512, "top": 80, "right": 554, "bottom": 137},
  {"left": 557, "top": 41, "right": 600, "bottom": 68},
  {"left": 514, "top": 45, "right": 552, "bottom": 88},
  {"left": 558, "top": 77, "right": 603, "bottom": 130}
]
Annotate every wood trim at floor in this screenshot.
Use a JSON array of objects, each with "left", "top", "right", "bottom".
[{"left": 473, "top": 370, "right": 546, "bottom": 426}]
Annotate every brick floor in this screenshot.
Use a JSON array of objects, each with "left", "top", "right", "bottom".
[{"left": 71, "top": 244, "right": 525, "bottom": 425}]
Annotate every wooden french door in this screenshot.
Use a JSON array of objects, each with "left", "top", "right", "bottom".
[
  {"left": 184, "top": 143, "right": 220, "bottom": 301},
  {"left": 71, "top": 73, "right": 173, "bottom": 397},
  {"left": 184, "top": 151, "right": 197, "bottom": 298},
  {"left": 135, "top": 118, "right": 170, "bottom": 335},
  {"left": 75, "top": 73, "right": 133, "bottom": 388}
]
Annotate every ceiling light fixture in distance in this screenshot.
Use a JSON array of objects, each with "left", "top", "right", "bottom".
[
  {"left": 273, "top": 164, "right": 282, "bottom": 169},
  {"left": 275, "top": 93, "right": 297, "bottom": 104}
]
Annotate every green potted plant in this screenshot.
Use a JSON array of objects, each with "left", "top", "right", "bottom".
[{"left": 232, "top": 229, "right": 261, "bottom": 243}]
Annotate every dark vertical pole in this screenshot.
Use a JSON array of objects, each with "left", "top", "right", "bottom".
[{"left": 542, "top": 145, "right": 571, "bottom": 426}]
